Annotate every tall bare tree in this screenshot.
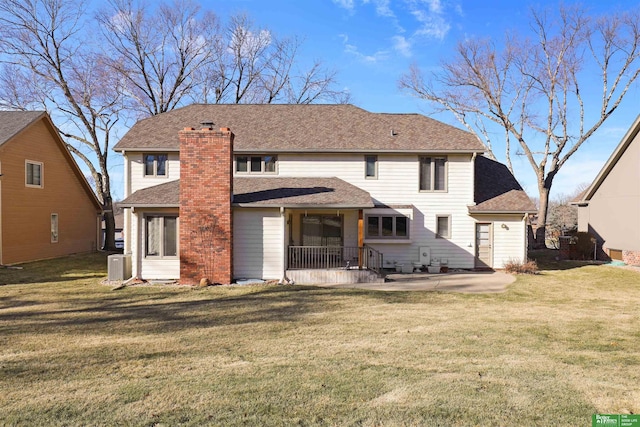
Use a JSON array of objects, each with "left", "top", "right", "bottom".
[
  {"left": 400, "top": 5, "right": 640, "bottom": 248},
  {"left": 197, "top": 14, "right": 350, "bottom": 104},
  {"left": 0, "top": 0, "right": 123, "bottom": 250},
  {"left": 97, "top": 0, "right": 222, "bottom": 117}
]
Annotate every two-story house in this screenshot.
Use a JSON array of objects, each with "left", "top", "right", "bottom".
[
  {"left": 0, "top": 111, "right": 102, "bottom": 265},
  {"left": 115, "top": 104, "right": 535, "bottom": 284}
]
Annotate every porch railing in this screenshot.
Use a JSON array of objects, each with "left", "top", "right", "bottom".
[{"left": 287, "top": 245, "right": 383, "bottom": 276}]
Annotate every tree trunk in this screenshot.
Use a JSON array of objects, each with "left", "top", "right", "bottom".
[
  {"left": 533, "top": 182, "right": 551, "bottom": 249},
  {"left": 102, "top": 195, "right": 117, "bottom": 251}
]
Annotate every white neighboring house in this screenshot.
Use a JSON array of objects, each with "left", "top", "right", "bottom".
[{"left": 114, "top": 104, "right": 535, "bottom": 284}]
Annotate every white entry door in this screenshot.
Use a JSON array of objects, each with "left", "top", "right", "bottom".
[{"left": 475, "top": 223, "right": 493, "bottom": 269}]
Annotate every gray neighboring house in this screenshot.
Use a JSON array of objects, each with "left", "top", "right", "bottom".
[{"left": 574, "top": 114, "right": 640, "bottom": 265}]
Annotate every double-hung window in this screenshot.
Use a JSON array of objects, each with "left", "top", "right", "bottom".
[
  {"left": 143, "top": 154, "right": 168, "bottom": 177},
  {"left": 145, "top": 215, "right": 178, "bottom": 258},
  {"left": 365, "top": 155, "right": 377, "bottom": 179},
  {"left": 366, "top": 215, "right": 409, "bottom": 239},
  {"left": 436, "top": 215, "right": 451, "bottom": 239},
  {"left": 26, "top": 160, "right": 43, "bottom": 187},
  {"left": 235, "top": 155, "right": 277, "bottom": 174},
  {"left": 419, "top": 156, "right": 447, "bottom": 191}
]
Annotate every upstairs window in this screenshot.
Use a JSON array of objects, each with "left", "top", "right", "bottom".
[
  {"left": 366, "top": 215, "right": 409, "bottom": 239},
  {"left": 144, "top": 154, "right": 167, "bottom": 176},
  {"left": 419, "top": 156, "right": 447, "bottom": 191},
  {"left": 235, "top": 155, "right": 277, "bottom": 174},
  {"left": 26, "top": 160, "right": 43, "bottom": 187},
  {"left": 365, "top": 155, "right": 377, "bottom": 179}
]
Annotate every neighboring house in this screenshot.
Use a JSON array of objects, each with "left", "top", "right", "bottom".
[
  {"left": 0, "top": 111, "right": 102, "bottom": 265},
  {"left": 574, "top": 114, "right": 640, "bottom": 265},
  {"left": 114, "top": 104, "right": 535, "bottom": 284}
]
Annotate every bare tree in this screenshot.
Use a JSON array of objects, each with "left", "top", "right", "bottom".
[
  {"left": 197, "top": 14, "right": 350, "bottom": 105},
  {"left": 0, "top": 0, "right": 122, "bottom": 250},
  {"left": 97, "top": 0, "right": 222, "bottom": 117},
  {"left": 400, "top": 5, "right": 640, "bottom": 248}
]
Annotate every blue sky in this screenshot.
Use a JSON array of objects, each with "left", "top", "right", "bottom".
[{"left": 109, "top": 0, "right": 640, "bottom": 201}]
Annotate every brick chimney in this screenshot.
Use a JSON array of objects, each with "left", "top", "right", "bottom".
[{"left": 179, "top": 126, "right": 234, "bottom": 285}]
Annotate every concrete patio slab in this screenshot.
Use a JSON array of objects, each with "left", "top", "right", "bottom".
[{"left": 314, "top": 270, "right": 515, "bottom": 293}]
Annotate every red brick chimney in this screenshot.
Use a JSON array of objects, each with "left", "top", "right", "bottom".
[{"left": 179, "top": 126, "right": 234, "bottom": 285}]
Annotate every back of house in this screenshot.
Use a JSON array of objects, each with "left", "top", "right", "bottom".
[{"left": 115, "top": 104, "right": 536, "bottom": 284}]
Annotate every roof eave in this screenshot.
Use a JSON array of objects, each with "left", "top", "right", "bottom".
[
  {"left": 120, "top": 203, "right": 180, "bottom": 208},
  {"left": 233, "top": 203, "right": 374, "bottom": 209},
  {"left": 114, "top": 147, "right": 485, "bottom": 154},
  {"left": 583, "top": 114, "right": 640, "bottom": 201},
  {"left": 469, "top": 209, "right": 537, "bottom": 215}
]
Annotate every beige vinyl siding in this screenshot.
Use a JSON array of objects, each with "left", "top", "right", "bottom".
[
  {"left": 470, "top": 214, "right": 527, "bottom": 269},
  {"left": 277, "top": 153, "right": 476, "bottom": 268},
  {"left": 586, "top": 132, "right": 640, "bottom": 251},
  {"left": 140, "top": 258, "right": 179, "bottom": 280},
  {"left": 129, "top": 152, "right": 180, "bottom": 194},
  {"left": 233, "top": 208, "right": 283, "bottom": 280}
]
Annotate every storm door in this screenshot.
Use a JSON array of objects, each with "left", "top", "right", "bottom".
[{"left": 475, "top": 223, "right": 493, "bottom": 268}]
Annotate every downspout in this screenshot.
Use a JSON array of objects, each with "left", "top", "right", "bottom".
[
  {"left": 123, "top": 150, "right": 131, "bottom": 255},
  {"left": 523, "top": 213, "right": 528, "bottom": 261}
]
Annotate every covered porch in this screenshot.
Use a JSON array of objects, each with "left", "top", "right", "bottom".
[{"left": 233, "top": 177, "right": 383, "bottom": 283}]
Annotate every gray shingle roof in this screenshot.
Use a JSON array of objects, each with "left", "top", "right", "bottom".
[
  {"left": 119, "top": 177, "right": 374, "bottom": 208},
  {"left": 113, "top": 104, "right": 485, "bottom": 153},
  {"left": 470, "top": 156, "right": 536, "bottom": 213},
  {"left": 0, "top": 110, "right": 46, "bottom": 146}
]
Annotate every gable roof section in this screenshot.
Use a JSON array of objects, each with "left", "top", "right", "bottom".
[
  {"left": 0, "top": 111, "right": 47, "bottom": 147},
  {"left": 575, "top": 114, "right": 640, "bottom": 204},
  {"left": 119, "top": 177, "right": 374, "bottom": 209},
  {"left": 0, "top": 110, "right": 102, "bottom": 211},
  {"left": 113, "top": 104, "right": 485, "bottom": 153},
  {"left": 470, "top": 155, "right": 536, "bottom": 214}
]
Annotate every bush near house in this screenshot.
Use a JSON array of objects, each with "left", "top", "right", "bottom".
[{"left": 503, "top": 258, "right": 539, "bottom": 274}]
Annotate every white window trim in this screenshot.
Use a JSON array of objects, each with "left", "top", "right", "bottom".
[
  {"left": 144, "top": 214, "right": 179, "bottom": 259},
  {"left": 51, "top": 213, "right": 59, "bottom": 243},
  {"left": 234, "top": 155, "right": 278, "bottom": 175},
  {"left": 25, "top": 160, "right": 44, "bottom": 188},
  {"left": 436, "top": 214, "right": 451, "bottom": 239},
  {"left": 142, "top": 153, "right": 169, "bottom": 178},
  {"left": 365, "top": 155, "right": 378, "bottom": 179},
  {"left": 419, "top": 156, "right": 448, "bottom": 192}
]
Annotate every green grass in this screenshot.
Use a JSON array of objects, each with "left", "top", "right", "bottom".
[{"left": 0, "top": 251, "right": 639, "bottom": 426}]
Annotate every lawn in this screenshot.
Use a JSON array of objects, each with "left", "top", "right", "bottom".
[{"left": 0, "top": 251, "right": 639, "bottom": 426}]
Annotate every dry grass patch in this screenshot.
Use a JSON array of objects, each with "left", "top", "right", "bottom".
[{"left": 0, "top": 252, "right": 639, "bottom": 425}]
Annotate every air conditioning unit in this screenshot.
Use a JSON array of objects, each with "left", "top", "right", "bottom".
[{"left": 108, "top": 254, "right": 132, "bottom": 281}]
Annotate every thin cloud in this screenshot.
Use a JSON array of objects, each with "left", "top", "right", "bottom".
[
  {"left": 332, "top": 0, "right": 355, "bottom": 11},
  {"left": 408, "top": 1, "right": 452, "bottom": 40},
  {"left": 340, "top": 34, "right": 390, "bottom": 63},
  {"left": 392, "top": 35, "right": 412, "bottom": 57}
]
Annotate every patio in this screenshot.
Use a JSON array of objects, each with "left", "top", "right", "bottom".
[{"left": 313, "top": 270, "right": 515, "bottom": 293}]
